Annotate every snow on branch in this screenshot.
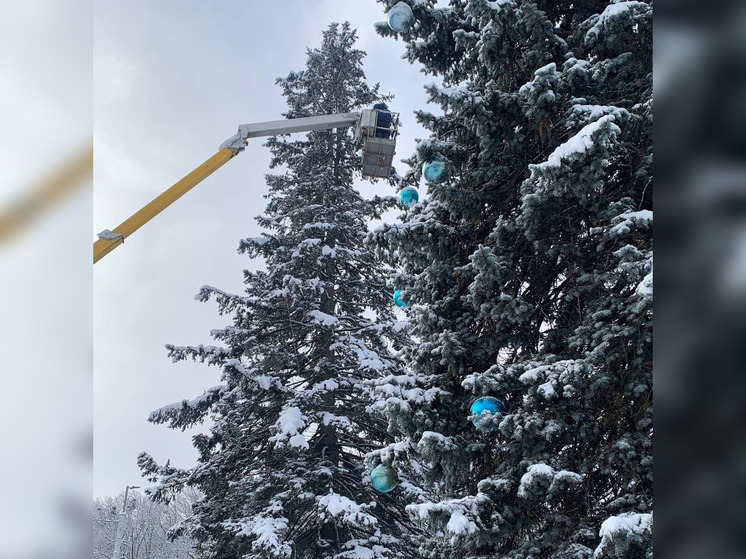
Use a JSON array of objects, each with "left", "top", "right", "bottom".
[
  {"left": 165, "top": 343, "right": 231, "bottom": 365},
  {"left": 137, "top": 453, "right": 191, "bottom": 502},
  {"left": 337, "top": 538, "right": 395, "bottom": 559},
  {"left": 568, "top": 103, "right": 630, "bottom": 127},
  {"left": 194, "top": 284, "right": 256, "bottom": 308},
  {"left": 223, "top": 358, "right": 285, "bottom": 392},
  {"left": 609, "top": 210, "right": 652, "bottom": 237},
  {"left": 308, "top": 309, "right": 339, "bottom": 327},
  {"left": 369, "top": 374, "right": 443, "bottom": 414},
  {"left": 367, "top": 440, "right": 410, "bottom": 464},
  {"left": 487, "top": 0, "right": 513, "bottom": 12},
  {"left": 636, "top": 268, "right": 653, "bottom": 297},
  {"left": 269, "top": 406, "right": 309, "bottom": 450},
  {"left": 222, "top": 514, "right": 292, "bottom": 557},
  {"left": 513, "top": 359, "right": 588, "bottom": 401},
  {"left": 517, "top": 463, "right": 555, "bottom": 498},
  {"left": 593, "top": 512, "right": 652, "bottom": 558},
  {"left": 406, "top": 494, "right": 488, "bottom": 539},
  {"left": 417, "top": 431, "right": 458, "bottom": 453},
  {"left": 585, "top": 1, "right": 651, "bottom": 44},
  {"left": 148, "top": 385, "right": 225, "bottom": 429},
  {"left": 518, "top": 463, "right": 583, "bottom": 501},
  {"left": 317, "top": 493, "right": 378, "bottom": 527},
  {"left": 532, "top": 115, "right": 620, "bottom": 172}
]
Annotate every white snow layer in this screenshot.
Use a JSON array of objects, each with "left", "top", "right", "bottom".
[
  {"left": 636, "top": 268, "right": 653, "bottom": 296},
  {"left": 320, "top": 411, "right": 352, "bottom": 427},
  {"left": 610, "top": 210, "right": 653, "bottom": 236},
  {"left": 586, "top": 2, "right": 649, "bottom": 41},
  {"left": 553, "top": 470, "right": 583, "bottom": 484},
  {"left": 407, "top": 497, "right": 485, "bottom": 539},
  {"left": 418, "top": 431, "right": 458, "bottom": 452},
  {"left": 318, "top": 493, "right": 377, "bottom": 526},
  {"left": 537, "top": 381, "right": 557, "bottom": 398},
  {"left": 535, "top": 62, "right": 557, "bottom": 76},
  {"left": 518, "top": 463, "right": 555, "bottom": 497},
  {"left": 148, "top": 385, "right": 224, "bottom": 421},
  {"left": 337, "top": 544, "right": 377, "bottom": 559},
  {"left": 533, "top": 115, "right": 619, "bottom": 170},
  {"left": 269, "top": 407, "right": 309, "bottom": 450},
  {"left": 419, "top": 431, "right": 451, "bottom": 444},
  {"left": 368, "top": 440, "right": 409, "bottom": 463},
  {"left": 487, "top": 0, "right": 512, "bottom": 11},
  {"left": 519, "top": 63, "right": 556, "bottom": 95},
  {"left": 372, "top": 373, "right": 442, "bottom": 411},
  {"left": 308, "top": 310, "right": 338, "bottom": 326},
  {"left": 519, "top": 364, "right": 548, "bottom": 383},
  {"left": 518, "top": 464, "right": 584, "bottom": 499},
  {"left": 594, "top": 513, "right": 652, "bottom": 557},
  {"left": 570, "top": 103, "right": 629, "bottom": 123},
  {"left": 598, "top": 512, "right": 652, "bottom": 538},
  {"left": 446, "top": 511, "right": 477, "bottom": 535},
  {"left": 515, "top": 360, "right": 587, "bottom": 401},
  {"left": 226, "top": 515, "right": 291, "bottom": 557},
  {"left": 250, "top": 517, "right": 290, "bottom": 555}
]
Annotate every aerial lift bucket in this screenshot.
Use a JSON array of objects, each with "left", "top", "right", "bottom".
[{"left": 356, "top": 109, "right": 398, "bottom": 180}]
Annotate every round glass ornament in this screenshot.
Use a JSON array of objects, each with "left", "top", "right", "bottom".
[
  {"left": 387, "top": 2, "right": 414, "bottom": 33},
  {"left": 422, "top": 160, "right": 448, "bottom": 183},
  {"left": 393, "top": 289, "right": 409, "bottom": 308},
  {"left": 398, "top": 186, "right": 419, "bottom": 208},
  {"left": 371, "top": 464, "right": 399, "bottom": 492},
  {"left": 469, "top": 397, "right": 506, "bottom": 431}
]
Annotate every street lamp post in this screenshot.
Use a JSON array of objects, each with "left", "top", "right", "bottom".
[{"left": 111, "top": 485, "right": 139, "bottom": 559}]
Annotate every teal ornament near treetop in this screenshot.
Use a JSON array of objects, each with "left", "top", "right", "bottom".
[
  {"left": 393, "top": 289, "right": 408, "bottom": 308},
  {"left": 470, "top": 397, "right": 506, "bottom": 431},
  {"left": 422, "top": 160, "right": 447, "bottom": 183},
  {"left": 387, "top": 2, "right": 414, "bottom": 33},
  {"left": 398, "top": 186, "right": 419, "bottom": 208},
  {"left": 371, "top": 464, "right": 399, "bottom": 493}
]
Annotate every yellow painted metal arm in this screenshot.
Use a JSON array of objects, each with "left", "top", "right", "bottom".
[
  {"left": 1, "top": 143, "right": 92, "bottom": 245},
  {"left": 93, "top": 147, "right": 236, "bottom": 263}
]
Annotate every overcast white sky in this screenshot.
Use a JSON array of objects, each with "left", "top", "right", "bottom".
[
  {"left": 1, "top": 1, "right": 91, "bottom": 553},
  {"left": 93, "top": 1, "right": 438, "bottom": 498}
]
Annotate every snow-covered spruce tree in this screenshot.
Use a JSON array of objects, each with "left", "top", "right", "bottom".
[
  {"left": 139, "top": 22, "right": 421, "bottom": 559},
  {"left": 367, "top": 1, "right": 652, "bottom": 557}
]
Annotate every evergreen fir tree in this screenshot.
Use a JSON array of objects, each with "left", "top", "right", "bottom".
[
  {"left": 368, "top": 1, "right": 652, "bottom": 557},
  {"left": 139, "top": 22, "right": 421, "bottom": 559}
]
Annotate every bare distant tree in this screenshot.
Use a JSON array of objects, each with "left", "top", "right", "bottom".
[{"left": 93, "top": 488, "right": 201, "bottom": 559}]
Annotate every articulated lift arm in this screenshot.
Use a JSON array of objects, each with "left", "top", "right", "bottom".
[{"left": 93, "top": 111, "right": 394, "bottom": 264}]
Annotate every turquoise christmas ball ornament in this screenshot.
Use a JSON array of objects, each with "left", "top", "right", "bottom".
[
  {"left": 371, "top": 464, "right": 399, "bottom": 493},
  {"left": 470, "top": 397, "right": 506, "bottom": 431},
  {"left": 387, "top": 2, "right": 414, "bottom": 33},
  {"left": 398, "top": 186, "right": 419, "bottom": 208},
  {"left": 393, "top": 289, "right": 409, "bottom": 308},
  {"left": 422, "top": 160, "right": 447, "bottom": 183}
]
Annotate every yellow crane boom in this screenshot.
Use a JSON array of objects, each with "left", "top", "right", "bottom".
[
  {"left": 93, "top": 109, "right": 397, "bottom": 264},
  {"left": 93, "top": 148, "right": 235, "bottom": 263}
]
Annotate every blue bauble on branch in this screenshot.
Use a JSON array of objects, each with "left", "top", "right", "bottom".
[
  {"left": 422, "top": 160, "right": 448, "bottom": 183},
  {"left": 371, "top": 464, "right": 399, "bottom": 493},
  {"left": 398, "top": 186, "right": 419, "bottom": 208},
  {"left": 469, "top": 397, "right": 506, "bottom": 431},
  {"left": 393, "top": 289, "right": 409, "bottom": 308},
  {"left": 387, "top": 2, "right": 414, "bottom": 33}
]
